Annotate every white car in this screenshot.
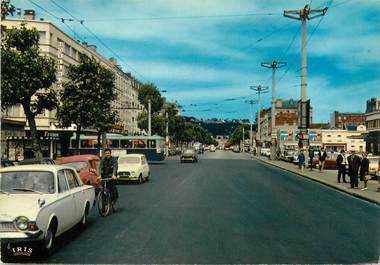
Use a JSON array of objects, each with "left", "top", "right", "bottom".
[
  {"left": 117, "top": 154, "right": 150, "bottom": 184},
  {"left": 209, "top": 145, "right": 216, "bottom": 152},
  {"left": 0, "top": 165, "right": 95, "bottom": 262}
]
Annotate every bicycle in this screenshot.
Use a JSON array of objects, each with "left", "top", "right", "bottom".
[{"left": 97, "top": 177, "right": 116, "bottom": 217}]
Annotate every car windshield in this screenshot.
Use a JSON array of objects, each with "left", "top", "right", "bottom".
[
  {"left": 119, "top": 157, "right": 140, "bottom": 164},
  {"left": 0, "top": 171, "right": 55, "bottom": 194},
  {"left": 184, "top": 150, "right": 194, "bottom": 154},
  {"left": 61, "top": 161, "right": 88, "bottom": 171}
]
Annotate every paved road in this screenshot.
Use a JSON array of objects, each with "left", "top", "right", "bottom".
[{"left": 40, "top": 151, "right": 380, "bottom": 263}]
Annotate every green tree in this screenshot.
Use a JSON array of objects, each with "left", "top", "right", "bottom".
[
  {"left": 1, "top": 0, "right": 15, "bottom": 20},
  {"left": 137, "top": 112, "right": 166, "bottom": 136},
  {"left": 1, "top": 24, "right": 57, "bottom": 158},
  {"left": 229, "top": 125, "right": 250, "bottom": 145},
  {"left": 138, "top": 83, "right": 164, "bottom": 113},
  {"left": 57, "top": 53, "right": 117, "bottom": 154},
  {"left": 94, "top": 110, "right": 119, "bottom": 155}
]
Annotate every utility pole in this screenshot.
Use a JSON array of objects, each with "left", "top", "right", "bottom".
[
  {"left": 245, "top": 99, "right": 257, "bottom": 154},
  {"left": 250, "top": 85, "right": 268, "bottom": 157},
  {"left": 165, "top": 110, "right": 169, "bottom": 156},
  {"left": 242, "top": 126, "right": 245, "bottom": 153},
  {"left": 261, "top": 60, "right": 286, "bottom": 160},
  {"left": 284, "top": 5, "right": 328, "bottom": 150},
  {"left": 148, "top": 99, "right": 151, "bottom": 136}
]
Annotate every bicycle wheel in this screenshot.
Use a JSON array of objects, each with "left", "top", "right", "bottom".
[{"left": 97, "top": 190, "right": 111, "bottom": 217}]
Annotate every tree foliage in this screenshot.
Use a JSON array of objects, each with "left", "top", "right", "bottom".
[
  {"left": 138, "top": 83, "right": 164, "bottom": 113},
  {"left": 57, "top": 53, "right": 117, "bottom": 153},
  {"left": 1, "top": 24, "right": 57, "bottom": 158},
  {"left": 1, "top": 0, "right": 15, "bottom": 20},
  {"left": 229, "top": 125, "right": 250, "bottom": 145},
  {"left": 137, "top": 112, "right": 166, "bottom": 136}
]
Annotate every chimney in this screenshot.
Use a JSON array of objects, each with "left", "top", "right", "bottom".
[
  {"left": 24, "top": 10, "right": 35, "bottom": 20},
  {"left": 86, "top": 44, "right": 97, "bottom": 52}
]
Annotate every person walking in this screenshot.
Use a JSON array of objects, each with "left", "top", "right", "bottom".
[
  {"left": 318, "top": 148, "right": 327, "bottom": 172},
  {"left": 347, "top": 150, "right": 361, "bottom": 189},
  {"left": 98, "top": 148, "right": 119, "bottom": 212},
  {"left": 336, "top": 150, "right": 347, "bottom": 183},
  {"left": 360, "top": 153, "right": 370, "bottom": 190},
  {"left": 298, "top": 149, "right": 305, "bottom": 172},
  {"left": 308, "top": 147, "right": 314, "bottom": 171}
]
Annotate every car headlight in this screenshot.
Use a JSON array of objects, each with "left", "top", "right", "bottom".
[{"left": 14, "top": 216, "right": 29, "bottom": 231}]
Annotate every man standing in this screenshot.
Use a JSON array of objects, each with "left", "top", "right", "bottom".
[
  {"left": 336, "top": 150, "right": 347, "bottom": 183},
  {"left": 99, "top": 148, "right": 119, "bottom": 211},
  {"left": 347, "top": 150, "right": 361, "bottom": 189},
  {"left": 318, "top": 148, "right": 327, "bottom": 172},
  {"left": 298, "top": 149, "right": 305, "bottom": 172},
  {"left": 308, "top": 147, "right": 314, "bottom": 171}
]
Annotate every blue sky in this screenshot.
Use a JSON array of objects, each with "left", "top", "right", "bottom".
[{"left": 11, "top": 0, "right": 380, "bottom": 122}]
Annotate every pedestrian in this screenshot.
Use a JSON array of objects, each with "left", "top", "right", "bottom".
[
  {"left": 98, "top": 148, "right": 119, "bottom": 212},
  {"left": 308, "top": 147, "right": 314, "bottom": 171},
  {"left": 318, "top": 147, "right": 327, "bottom": 172},
  {"left": 298, "top": 149, "right": 305, "bottom": 172},
  {"left": 347, "top": 150, "right": 361, "bottom": 189},
  {"left": 336, "top": 150, "right": 347, "bottom": 183},
  {"left": 360, "top": 152, "right": 370, "bottom": 190}
]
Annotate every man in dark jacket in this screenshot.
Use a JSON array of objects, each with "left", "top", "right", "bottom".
[
  {"left": 336, "top": 150, "right": 347, "bottom": 183},
  {"left": 99, "top": 148, "right": 119, "bottom": 211},
  {"left": 308, "top": 147, "right": 314, "bottom": 171},
  {"left": 347, "top": 150, "right": 361, "bottom": 189}
]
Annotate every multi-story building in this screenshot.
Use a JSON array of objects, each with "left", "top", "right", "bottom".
[
  {"left": 1, "top": 11, "right": 144, "bottom": 157},
  {"left": 330, "top": 111, "right": 366, "bottom": 129},
  {"left": 321, "top": 125, "right": 367, "bottom": 152},
  {"left": 365, "top": 98, "right": 380, "bottom": 155}
]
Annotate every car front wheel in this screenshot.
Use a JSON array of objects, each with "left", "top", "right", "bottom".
[{"left": 40, "top": 226, "right": 55, "bottom": 258}]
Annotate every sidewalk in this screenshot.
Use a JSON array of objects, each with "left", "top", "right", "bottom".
[{"left": 252, "top": 155, "right": 380, "bottom": 206}]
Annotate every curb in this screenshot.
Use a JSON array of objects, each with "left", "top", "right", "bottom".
[{"left": 253, "top": 156, "right": 380, "bottom": 206}]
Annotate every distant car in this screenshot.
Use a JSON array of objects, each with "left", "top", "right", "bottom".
[
  {"left": 210, "top": 145, "right": 216, "bottom": 152},
  {"left": 58, "top": 154, "right": 101, "bottom": 188},
  {"left": 17, "top": 157, "right": 55, "bottom": 165},
  {"left": 1, "top": 159, "right": 14, "bottom": 168},
  {"left": 0, "top": 165, "right": 95, "bottom": 262},
  {"left": 117, "top": 154, "right": 150, "bottom": 183},
  {"left": 180, "top": 149, "right": 198, "bottom": 163}
]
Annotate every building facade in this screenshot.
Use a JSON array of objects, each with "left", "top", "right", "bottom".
[
  {"left": 321, "top": 125, "right": 367, "bottom": 152},
  {"left": 1, "top": 12, "right": 144, "bottom": 157},
  {"left": 330, "top": 111, "right": 366, "bottom": 129},
  {"left": 365, "top": 98, "right": 380, "bottom": 155}
]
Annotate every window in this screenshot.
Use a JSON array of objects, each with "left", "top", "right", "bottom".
[
  {"left": 109, "top": 139, "right": 120, "bottom": 148},
  {"left": 71, "top": 48, "right": 77, "bottom": 59},
  {"left": 337, "top": 135, "right": 342, "bottom": 137},
  {"left": 80, "top": 140, "right": 93, "bottom": 148},
  {"left": 121, "top": 139, "right": 133, "bottom": 148},
  {"left": 38, "top": 31, "right": 46, "bottom": 43},
  {"left": 65, "top": 169, "right": 79, "bottom": 189},
  {"left": 133, "top": 139, "right": 146, "bottom": 148},
  {"left": 64, "top": 43, "right": 70, "bottom": 55},
  {"left": 148, "top": 140, "right": 156, "bottom": 148},
  {"left": 58, "top": 170, "right": 68, "bottom": 193}
]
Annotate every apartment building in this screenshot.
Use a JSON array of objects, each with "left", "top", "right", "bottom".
[
  {"left": 1, "top": 11, "right": 144, "bottom": 157},
  {"left": 365, "top": 98, "right": 380, "bottom": 155},
  {"left": 330, "top": 111, "right": 366, "bottom": 129}
]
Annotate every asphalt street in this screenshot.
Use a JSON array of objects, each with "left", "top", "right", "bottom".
[{"left": 39, "top": 151, "right": 380, "bottom": 263}]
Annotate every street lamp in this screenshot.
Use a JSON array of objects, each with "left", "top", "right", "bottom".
[
  {"left": 245, "top": 99, "right": 257, "bottom": 154},
  {"left": 250, "top": 85, "right": 268, "bottom": 157}
]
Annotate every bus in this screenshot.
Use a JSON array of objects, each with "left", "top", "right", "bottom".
[{"left": 69, "top": 134, "right": 165, "bottom": 162}]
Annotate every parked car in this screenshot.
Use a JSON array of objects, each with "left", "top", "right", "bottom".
[
  {"left": 17, "top": 157, "right": 55, "bottom": 165},
  {"left": 368, "top": 156, "right": 380, "bottom": 177},
  {"left": 117, "top": 154, "right": 150, "bottom": 183},
  {"left": 210, "top": 145, "right": 217, "bottom": 152},
  {"left": 180, "top": 149, "right": 198, "bottom": 163},
  {"left": 0, "top": 165, "right": 95, "bottom": 262},
  {"left": 57, "top": 154, "right": 101, "bottom": 188},
  {"left": 1, "top": 159, "right": 15, "bottom": 168},
  {"left": 260, "top": 148, "right": 271, "bottom": 157}
]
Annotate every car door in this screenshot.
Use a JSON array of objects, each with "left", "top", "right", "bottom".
[
  {"left": 56, "top": 169, "right": 76, "bottom": 232},
  {"left": 65, "top": 169, "right": 85, "bottom": 223},
  {"left": 142, "top": 156, "right": 149, "bottom": 178}
]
